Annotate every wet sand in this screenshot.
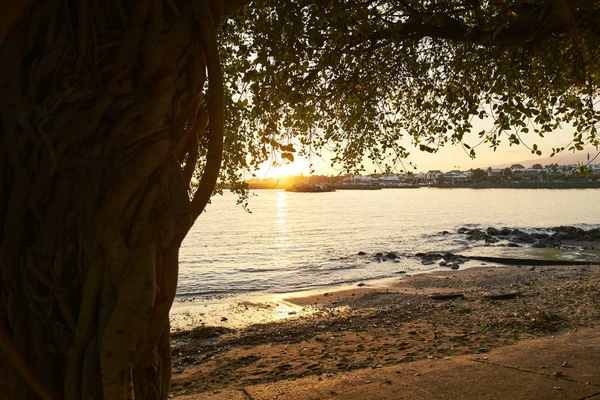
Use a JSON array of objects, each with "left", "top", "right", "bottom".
[{"left": 169, "top": 265, "right": 600, "bottom": 397}]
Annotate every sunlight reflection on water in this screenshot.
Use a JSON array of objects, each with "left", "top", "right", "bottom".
[{"left": 178, "top": 188, "right": 600, "bottom": 297}]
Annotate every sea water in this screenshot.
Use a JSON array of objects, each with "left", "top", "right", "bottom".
[{"left": 177, "top": 188, "right": 600, "bottom": 298}]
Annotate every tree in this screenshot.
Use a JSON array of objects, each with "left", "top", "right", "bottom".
[
  {"left": 2, "top": 0, "right": 600, "bottom": 398},
  {"left": 0, "top": 1, "right": 243, "bottom": 398},
  {"left": 222, "top": 0, "right": 600, "bottom": 172},
  {"left": 503, "top": 167, "right": 513, "bottom": 176},
  {"left": 471, "top": 168, "right": 487, "bottom": 181},
  {"left": 510, "top": 164, "right": 525, "bottom": 169},
  {"left": 532, "top": 163, "right": 544, "bottom": 169}
]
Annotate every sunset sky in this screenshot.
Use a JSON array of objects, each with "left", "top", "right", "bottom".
[{"left": 257, "top": 121, "right": 591, "bottom": 178}]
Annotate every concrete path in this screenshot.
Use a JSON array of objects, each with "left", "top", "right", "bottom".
[{"left": 175, "top": 328, "right": 600, "bottom": 400}]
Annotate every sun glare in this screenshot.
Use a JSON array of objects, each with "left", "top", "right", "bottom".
[{"left": 261, "top": 160, "right": 310, "bottom": 178}]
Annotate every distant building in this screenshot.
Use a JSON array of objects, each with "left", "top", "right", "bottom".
[
  {"left": 427, "top": 170, "right": 442, "bottom": 181},
  {"left": 414, "top": 172, "right": 427, "bottom": 181},
  {"left": 511, "top": 168, "right": 543, "bottom": 178},
  {"left": 487, "top": 168, "right": 503, "bottom": 177},
  {"left": 378, "top": 174, "right": 401, "bottom": 187},
  {"left": 341, "top": 174, "right": 376, "bottom": 184},
  {"left": 443, "top": 171, "right": 470, "bottom": 183}
]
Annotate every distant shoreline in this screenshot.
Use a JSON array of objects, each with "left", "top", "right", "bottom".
[
  {"left": 246, "top": 182, "right": 600, "bottom": 190},
  {"left": 429, "top": 181, "right": 600, "bottom": 189}
]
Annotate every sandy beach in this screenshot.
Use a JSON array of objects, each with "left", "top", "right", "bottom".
[{"left": 169, "top": 264, "right": 600, "bottom": 397}]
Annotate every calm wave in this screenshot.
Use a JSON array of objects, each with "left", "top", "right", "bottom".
[{"left": 178, "top": 188, "right": 600, "bottom": 297}]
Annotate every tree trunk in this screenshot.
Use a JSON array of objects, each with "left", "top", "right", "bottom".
[{"left": 0, "top": 0, "right": 225, "bottom": 398}]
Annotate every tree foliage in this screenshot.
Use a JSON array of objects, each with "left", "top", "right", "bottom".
[
  {"left": 471, "top": 168, "right": 487, "bottom": 180},
  {"left": 220, "top": 0, "right": 600, "bottom": 175}
]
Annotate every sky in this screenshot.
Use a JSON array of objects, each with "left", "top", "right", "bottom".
[{"left": 255, "top": 120, "right": 593, "bottom": 178}]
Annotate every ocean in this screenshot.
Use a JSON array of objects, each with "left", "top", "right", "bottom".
[{"left": 177, "top": 188, "right": 600, "bottom": 298}]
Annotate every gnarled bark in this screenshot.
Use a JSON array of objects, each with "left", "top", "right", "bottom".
[{"left": 0, "top": 0, "right": 227, "bottom": 398}]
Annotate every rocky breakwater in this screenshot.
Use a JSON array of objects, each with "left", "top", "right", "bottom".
[
  {"left": 413, "top": 225, "right": 600, "bottom": 269},
  {"left": 457, "top": 225, "right": 600, "bottom": 250},
  {"left": 416, "top": 251, "right": 469, "bottom": 270}
]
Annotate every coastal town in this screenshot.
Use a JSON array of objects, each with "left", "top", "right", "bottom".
[{"left": 246, "top": 162, "right": 600, "bottom": 190}]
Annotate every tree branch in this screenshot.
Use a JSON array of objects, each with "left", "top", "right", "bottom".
[{"left": 190, "top": 0, "right": 225, "bottom": 221}]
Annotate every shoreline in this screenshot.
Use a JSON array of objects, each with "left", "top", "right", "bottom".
[
  {"left": 170, "top": 264, "right": 600, "bottom": 397},
  {"left": 245, "top": 183, "right": 600, "bottom": 190},
  {"left": 169, "top": 264, "right": 504, "bottom": 331}
]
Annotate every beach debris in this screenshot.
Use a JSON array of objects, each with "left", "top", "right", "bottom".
[
  {"left": 552, "top": 371, "right": 564, "bottom": 378},
  {"left": 482, "top": 291, "right": 520, "bottom": 300},
  {"left": 220, "top": 317, "right": 228, "bottom": 322},
  {"left": 561, "top": 361, "right": 569, "bottom": 368},
  {"left": 428, "top": 293, "right": 464, "bottom": 300}
]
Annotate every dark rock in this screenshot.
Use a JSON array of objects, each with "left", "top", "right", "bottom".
[
  {"left": 485, "top": 236, "right": 499, "bottom": 244},
  {"left": 442, "top": 252, "right": 456, "bottom": 261},
  {"left": 357, "top": 283, "right": 366, "bottom": 287},
  {"left": 510, "top": 234, "right": 534, "bottom": 244},
  {"left": 552, "top": 225, "right": 577, "bottom": 233},
  {"left": 439, "top": 261, "right": 448, "bottom": 267},
  {"left": 466, "top": 229, "right": 488, "bottom": 241},
  {"left": 395, "top": 271, "right": 407, "bottom": 274},
  {"left": 486, "top": 227, "right": 501, "bottom": 236},
  {"left": 375, "top": 252, "right": 383, "bottom": 257},
  {"left": 499, "top": 228, "right": 512, "bottom": 236},
  {"left": 531, "top": 233, "right": 550, "bottom": 240},
  {"left": 415, "top": 252, "right": 426, "bottom": 257},
  {"left": 441, "top": 230, "right": 450, "bottom": 235},
  {"left": 422, "top": 259, "right": 436, "bottom": 265},
  {"left": 449, "top": 264, "right": 460, "bottom": 270},
  {"left": 357, "top": 251, "right": 367, "bottom": 256},
  {"left": 385, "top": 252, "right": 398, "bottom": 259},
  {"left": 532, "top": 242, "right": 547, "bottom": 248},
  {"left": 458, "top": 227, "right": 469, "bottom": 234},
  {"left": 423, "top": 252, "right": 443, "bottom": 260},
  {"left": 507, "top": 243, "right": 521, "bottom": 247}
]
